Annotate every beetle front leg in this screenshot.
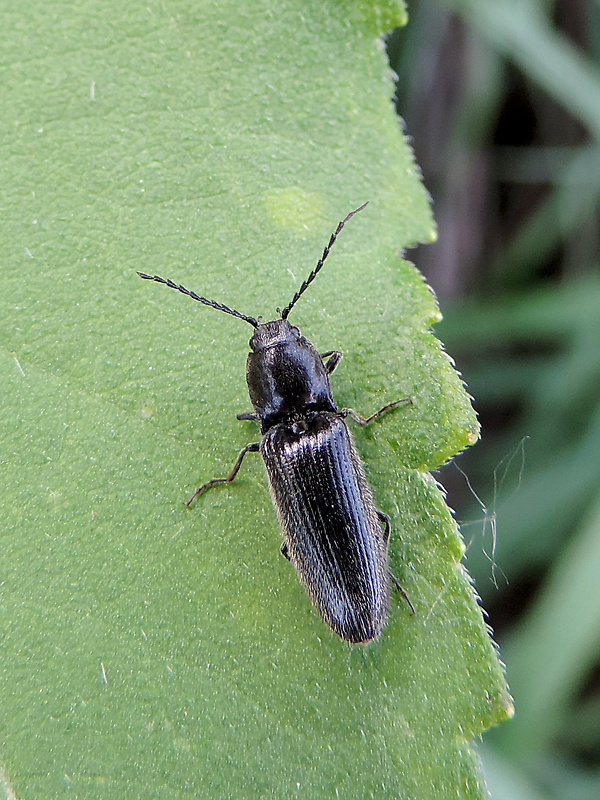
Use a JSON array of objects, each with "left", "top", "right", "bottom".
[
  {"left": 320, "top": 350, "right": 343, "bottom": 375},
  {"left": 187, "top": 442, "right": 260, "bottom": 506}
]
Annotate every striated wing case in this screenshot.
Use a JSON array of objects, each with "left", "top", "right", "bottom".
[{"left": 261, "top": 413, "right": 389, "bottom": 643}]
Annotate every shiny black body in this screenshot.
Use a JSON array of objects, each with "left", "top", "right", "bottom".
[
  {"left": 138, "top": 203, "right": 408, "bottom": 643},
  {"left": 247, "top": 318, "right": 389, "bottom": 642}
]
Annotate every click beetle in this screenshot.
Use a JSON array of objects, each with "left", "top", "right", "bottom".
[{"left": 138, "top": 203, "right": 412, "bottom": 643}]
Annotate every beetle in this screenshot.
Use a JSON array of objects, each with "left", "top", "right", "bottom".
[{"left": 138, "top": 203, "right": 412, "bottom": 643}]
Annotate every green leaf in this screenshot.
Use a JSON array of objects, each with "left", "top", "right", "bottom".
[{"left": 0, "top": 1, "right": 510, "bottom": 798}]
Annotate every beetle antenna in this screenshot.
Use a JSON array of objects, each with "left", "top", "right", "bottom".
[
  {"left": 280, "top": 202, "right": 368, "bottom": 320},
  {"left": 137, "top": 272, "right": 259, "bottom": 328}
]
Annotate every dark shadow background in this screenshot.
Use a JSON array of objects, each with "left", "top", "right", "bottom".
[{"left": 388, "top": 2, "right": 600, "bottom": 797}]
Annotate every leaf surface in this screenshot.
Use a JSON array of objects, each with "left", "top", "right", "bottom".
[{"left": 0, "top": 1, "right": 510, "bottom": 797}]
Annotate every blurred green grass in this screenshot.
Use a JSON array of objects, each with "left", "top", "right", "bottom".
[{"left": 389, "top": 1, "right": 600, "bottom": 798}]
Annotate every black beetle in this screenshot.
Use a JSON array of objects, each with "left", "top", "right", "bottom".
[{"left": 138, "top": 203, "right": 412, "bottom": 643}]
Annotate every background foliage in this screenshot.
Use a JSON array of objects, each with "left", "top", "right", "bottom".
[{"left": 389, "top": 1, "right": 600, "bottom": 798}]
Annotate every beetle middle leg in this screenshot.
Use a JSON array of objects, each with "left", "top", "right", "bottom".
[
  {"left": 341, "top": 396, "right": 412, "bottom": 426},
  {"left": 187, "top": 442, "right": 260, "bottom": 506},
  {"left": 377, "top": 510, "right": 415, "bottom": 614}
]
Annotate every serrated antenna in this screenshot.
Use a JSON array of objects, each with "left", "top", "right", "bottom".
[
  {"left": 280, "top": 202, "right": 368, "bottom": 320},
  {"left": 137, "top": 272, "right": 259, "bottom": 328}
]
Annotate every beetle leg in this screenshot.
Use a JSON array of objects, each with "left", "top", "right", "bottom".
[
  {"left": 390, "top": 573, "right": 415, "bottom": 614},
  {"left": 187, "top": 442, "right": 260, "bottom": 506},
  {"left": 377, "top": 510, "right": 415, "bottom": 614},
  {"left": 377, "top": 510, "right": 391, "bottom": 545},
  {"left": 237, "top": 411, "right": 259, "bottom": 421},
  {"left": 280, "top": 541, "right": 291, "bottom": 561},
  {"left": 341, "top": 396, "right": 412, "bottom": 426},
  {"left": 320, "top": 350, "right": 343, "bottom": 374}
]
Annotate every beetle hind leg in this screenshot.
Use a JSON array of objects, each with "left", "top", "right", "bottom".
[
  {"left": 280, "top": 541, "right": 291, "bottom": 561},
  {"left": 377, "top": 511, "right": 415, "bottom": 614},
  {"left": 390, "top": 573, "right": 415, "bottom": 614},
  {"left": 377, "top": 510, "right": 391, "bottom": 544}
]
